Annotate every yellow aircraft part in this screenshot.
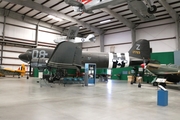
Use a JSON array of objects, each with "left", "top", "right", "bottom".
[
  {"left": 4, "top": 68, "right": 15, "bottom": 72},
  {"left": 2, "top": 64, "right": 26, "bottom": 77},
  {"left": 0, "top": 73, "right": 5, "bottom": 77},
  {"left": 16, "top": 64, "right": 26, "bottom": 77}
]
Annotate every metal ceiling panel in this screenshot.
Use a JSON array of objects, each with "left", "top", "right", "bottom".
[
  {"left": 152, "top": 15, "right": 170, "bottom": 21},
  {"left": 79, "top": 12, "right": 108, "bottom": 21},
  {"left": 154, "top": 11, "right": 169, "bottom": 16},
  {"left": 166, "top": 0, "right": 180, "bottom": 3},
  {"left": 47, "top": 19, "right": 58, "bottom": 24},
  {"left": 98, "top": 23, "right": 123, "bottom": 29},
  {"left": 66, "top": 11, "right": 79, "bottom": 16},
  {"left": 41, "top": 17, "right": 51, "bottom": 22},
  {"left": 60, "top": 22, "right": 77, "bottom": 28},
  {"left": 174, "top": 8, "right": 180, "bottom": 12},
  {"left": 74, "top": 13, "right": 93, "bottom": 19},
  {"left": 111, "top": 5, "right": 128, "bottom": 12},
  {"left": 43, "top": 1, "right": 62, "bottom": 8},
  {"left": 171, "top": 3, "right": 180, "bottom": 8},
  {"left": 0, "top": 1, "right": 8, "bottom": 8},
  {"left": 60, "top": 6, "right": 73, "bottom": 13},
  {"left": 156, "top": 6, "right": 166, "bottom": 11},
  {"left": 109, "top": 2, "right": 127, "bottom": 9},
  {"left": 118, "top": 10, "right": 132, "bottom": 16},
  {"left": 51, "top": 4, "right": 64, "bottom": 11},
  {"left": 4, "top": 3, "right": 15, "bottom": 9},
  {"left": 51, "top": 2, "right": 69, "bottom": 11},
  {"left": 103, "top": 24, "right": 126, "bottom": 30},
  {"left": 33, "top": 12, "right": 48, "bottom": 19},
  {"left": 128, "top": 17, "right": 140, "bottom": 22},
  {"left": 18, "top": 7, "right": 32, "bottom": 14},
  {"left": 10, "top": 4, "right": 22, "bottom": 11},
  {"left": 56, "top": 20, "right": 71, "bottom": 26},
  {"left": 54, "top": 21, "right": 66, "bottom": 26},
  {"left": 123, "top": 13, "right": 136, "bottom": 19},
  {"left": 26, "top": 10, "right": 40, "bottom": 17}
]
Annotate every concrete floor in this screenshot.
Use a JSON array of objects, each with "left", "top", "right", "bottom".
[{"left": 0, "top": 77, "right": 180, "bottom": 120}]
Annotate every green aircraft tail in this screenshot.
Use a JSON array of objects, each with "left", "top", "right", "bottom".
[{"left": 129, "top": 39, "right": 151, "bottom": 59}]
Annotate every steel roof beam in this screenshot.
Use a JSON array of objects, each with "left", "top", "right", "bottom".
[
  {"left": 158, "top": 0, "right": 179, "bottom": 21},
  {"left": 3, "top": 0, "right": 104, "bottom": 35},
  {"left": 101, "top": 8, "right": 135, "bottom": 29},
  {"left": 0, "top": 8, "right": 63, "bottom": 32},
  {"left": 158, "top": 0, "right": 180, "bottom": 50}
]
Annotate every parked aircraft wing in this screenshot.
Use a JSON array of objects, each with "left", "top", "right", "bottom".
[
  {"left": 47, "top": 41, "right": 82, "bottom": 69},
  {"left": 0, "top": 64, "right": 26, "bottom": 77}
]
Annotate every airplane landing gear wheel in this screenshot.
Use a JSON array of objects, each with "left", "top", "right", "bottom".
[
  {"left": 130, "top": 81, "right": 133, "bottom": 85},
  {"left": 153, "top": 82, "right": 158, "bottom": 86},
  {"left": 147, "top": 5, "right": 157, "bottom": 14}
]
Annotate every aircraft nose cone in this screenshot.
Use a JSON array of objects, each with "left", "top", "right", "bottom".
[{"left": 19, "top": 53, "right": 30, "bottom": 63}]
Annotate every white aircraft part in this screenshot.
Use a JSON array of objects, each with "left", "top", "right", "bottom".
[
  {"left": 75, "top": 34, "right": 96, "bottom": 43},
  {"left": 85, "top": 34, "right": 96, "bottom": 42},
  {"left": 156, "top": 78, "right": 166, "bottom": 83},
  {"left": 116, "top": 53, "right": 121, "bottom": 68},
  {"left": 54, "top": 36, "right": 67, "bottom": 43},
  {"left": 117, "top": 53, "right": 121, "bottom": 58},
  {"left": 115, "top": 52, "right": 130, "bottom": 68},
  {"left": 158, "top": 85, "right": 167, "bottom": 91},
  {"left": 108, "top": 53, "right": 113, "bottom": 68},
  {"left": 124, "top": 52, "right": 130, "bottom": 67},
  {"left": 54, "top": 34, "right": 96, "bottom": 43},
  {"left": 73, "top": 6, "right": 83, "bottom": 12}
]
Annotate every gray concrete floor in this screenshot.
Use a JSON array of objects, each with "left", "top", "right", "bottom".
[{"left": 0, "top": 77, "right": 180, "bottom": 120}]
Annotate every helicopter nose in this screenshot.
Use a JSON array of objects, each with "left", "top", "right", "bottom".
[{"left": 18, "top": 53, "right": 30, "bottom": 63}]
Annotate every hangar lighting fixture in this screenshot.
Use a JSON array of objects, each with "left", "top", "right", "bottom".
[
  {"left": 47, "top": 15, "right": 63, "bottom": 21},
  {"left": 100, "top": 19, "right": 111, "bottom": 24}
]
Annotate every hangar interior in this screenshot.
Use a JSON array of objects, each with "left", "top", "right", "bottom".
[{"left": 0, "top": 0, "right": 180, "bottom": 120}]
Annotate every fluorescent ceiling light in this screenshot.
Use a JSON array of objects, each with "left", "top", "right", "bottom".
[
  {"left": 47, "top": 15, "right": 63, "bottom": 21},
  {"left": 100, "top": 19, "right": 111, "bottom": 24}
]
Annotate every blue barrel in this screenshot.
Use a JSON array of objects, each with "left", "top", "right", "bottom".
[{"left": 157, "top": 90, "right": 168, "bottom": 106}]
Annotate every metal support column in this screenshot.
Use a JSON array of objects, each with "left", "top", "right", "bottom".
[
  {"left": 131, "top": 28, "right": 136, "bottom": 46},
  {"left": 29, "top": 24, "right": 39, "bottom": 77},
  {"left": 100, "top": 34, "right": 104, "bottom": 52},
  {"left": 35, "top": 24, "right": 39, "bottom": 47},
  {"left": 1, "top": 14, "right": 6, "bottom": 65},
  {"left": 175, "top": 20, "right": 180, "bottom": 50}
]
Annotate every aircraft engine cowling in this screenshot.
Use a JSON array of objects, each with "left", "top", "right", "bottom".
[{"left": 31, "top": 58, "right": 49, "bottom": 68}]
